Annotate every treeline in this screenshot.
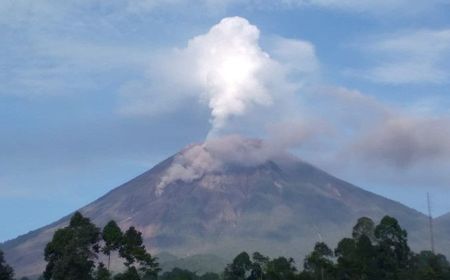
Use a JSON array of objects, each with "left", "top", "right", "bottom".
[
  {"left": 1, "top": 212, "right": 160, "bottom": 280},
  {"left": 1, "top": 213, "right": 450, "bottom": 280},
  {"left": 220, "top": 216, "right": 450, "bottom": 280}
]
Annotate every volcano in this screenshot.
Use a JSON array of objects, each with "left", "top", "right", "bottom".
[{"left": 0, "top": 136, "right": 441, "bottom": 277}]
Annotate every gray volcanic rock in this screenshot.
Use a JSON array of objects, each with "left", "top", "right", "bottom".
[{"left": 0, "top": 137, "right": 436, "bottom": 277}]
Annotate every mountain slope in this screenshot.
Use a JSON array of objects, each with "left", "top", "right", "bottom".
[
  {"left": 0, "top": 137, "right": 438, "bottom": 277},
  {"left": 432, "top": 213, "right": 450, "bottom": 254}
]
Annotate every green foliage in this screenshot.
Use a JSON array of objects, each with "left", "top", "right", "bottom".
[
  {"left": 102, "top": 221, "right": 123, "bottom": 270},
  {"left": 114, "top": 267, "right": 141, "bottom": 280},
  {"left": 159, "top": 268, "right": 197, "bottom": 280},
  {"left": 315, "top": 215, "right": 450, "bottom": 280},
  {"left": 224, "top": 252, "right": 252, "bottom": 280},
  {"left": 222, "top": 252, "right": 298, "bottom": 280},
  {"left": 410, "top": 251, "right": 450, "bottom": 280},
  {"left": 303, "top": 242, "right": 335, "bottom": 280},
  {"left": 94, "top": 263, "right": 112, "bottom": 280},
  {"left": 159, "top": 268, "right": 220, "bottom": 280},
  {"left": 0, "top": 249, "right": 14, "bottom": 280},
  {"left": 335, "top": 235, "right": 377, "bottom": 279},
  {"left": 198, "top": 272, "right": 220, "bottom": 280},
  {"left": 264, "top": 257, "right": 297, "bottom": 280},
  {"left": 119, "top": 226, "right": 160, "bottom": 278},
  {"left": 249, "top": 252, "right": 268, "bottom": 280},
  {"left": 374, "top": 216, "right": 411, "bottom": 280},
  {"left": 42, "top": 212, "right": 160, "bottom": 280},
  {"left": 173, "top": 215, "right": 450, "bottom": 280},
  {"left": 218, "top": 215, "right": 450, "bottom": 280},
  {"left": 38, "top": 213, "right": 450, "bottom": 280},
  {"left": 120, "top": 227, "right": 147, "bottom": 267},
  {"left": 352, "top": 217, "right": 376, "bottom": 242},
  {"left": 43, "top": 211, "right": 101, "bottom": 280}
]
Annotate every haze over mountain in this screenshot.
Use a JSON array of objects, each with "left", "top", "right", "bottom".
[
  {"left": 2, "top": 136, "right": 447, "bottom": 278},
  {"left": 3, "top": 2, "right": 450, "bottom": 244}
]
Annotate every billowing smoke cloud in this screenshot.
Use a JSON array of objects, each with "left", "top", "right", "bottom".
[
  {"left": 123, "top": 16, "right": 450, "bottom": 194},
  {"left": 281, "top": 86, "right": 450, "bottom": 172},
  {"left": 182, "top": 17, "right": 274, "bottom": 133},
  {"left": 350, "top": 116, "right": 450, "bottom": 168},
  {"left": 155, "top": 135, "right": 290, "bottom": 196},
  {"left": 121, "top": 16, "right": 318, "bottom": 137},
  {"left": 155, "top": 143, "right": 220, "bottom": 196}
]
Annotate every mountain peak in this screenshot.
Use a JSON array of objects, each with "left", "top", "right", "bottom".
[
  {"left": 1, "top": 136, "right": 436, "bottom": 278},
  {"left": 156, "top": 136, "right": 289, "bottom": 196}
]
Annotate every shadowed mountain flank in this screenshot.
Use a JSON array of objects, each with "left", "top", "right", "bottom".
[{"left": 0, "top": 137, "right": 439, "bottom": 277}]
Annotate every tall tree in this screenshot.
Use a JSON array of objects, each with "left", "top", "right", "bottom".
[
  {"left": 250, "top": 252, "right": 269, "bottom": 280},
  {"left": 352, "top": 217, "right": 376, "bottom": 242},
  {"left": 94, "top": 263, "right": 112, "bottom": 280},
  {"left": 354, "top": 234, "right": 377, "bottom": 279},
  {"left": 304, "top": 242, "right": 335, "bottom": 280},
  {"left": 102, "top": 220, "right": 123, "bottom": 270},
  {"left": 113, "top": 266, "right": 141, "bottom": 280},
  {"left": 43, "top": 212, "right": 101, "bottom": 280},
  {"left": 334, "top": 238, "right": 357, "bottom": 280},
  {"left": 374, "top": 216, "right": 411, "bottom": 280},
  {"left": 410, "top": 251, "right": 450, "bottom": 280},
  {"left": 265, "top": 257, "right": 297, "bottom": 280},
  {"left": 224, "top": 252, "right": 252, "bottom": 280},
  {"left": 119, "top": 227, "right": 160, "bottom": 279},
  {"left": 0, "top": 249, "right": 14, "bottom": 280},
  {"left": 159, "top": 268, "right": 198, "bottom": 280},
  {"left": 198, "top": 272, "right": 220, "bottom": 280}
]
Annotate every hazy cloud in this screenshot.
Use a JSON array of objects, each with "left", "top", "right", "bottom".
[
  {"left": 270, "top": 37, "right": 320, "bottom": 77},
  {"left": 279, "top": 0, "right": 441, "bottom": 14},
  {"left": 156, "top": 135, "right": 290, "bottom": 196},
  {"left": 284, "top": 86, "right": 450, "bottom": 171},
  {"left": 2, "top": 0, "right": 450, "bottom": 241},
  {"left": 121, "top": 17, "right": 318, "bottom": 137},
  {"left": 350, "top": 116, "right": 450, "bottom": 168},
  {"left": 352, "top": 29, "right": 450, "bottom": 84},
  {"left": 2, "top": 0, "right": 441, "bottom": 31}
]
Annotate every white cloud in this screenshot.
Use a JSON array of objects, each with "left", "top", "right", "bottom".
[
  {"left": 125, "top": 0, "right": 243, "bottom": 14},
  {"left": 353, "top": 29, "right": 450, "bottom": 84},
  {"left": 1, "top": 0, "right": 441, "bottom": 28},
  {"left": 121, "top": 17, "right": 319, "bottom": 136},
  {"left": 270, "top": 37, "right": 320, "bottom": 79},
  {"left": 181, "top": 17, "right": 274, "bottom": 131},
  {"left": 0, "top": 0, "right": 240, "bottom": 24},
  {"left": 0, "top": 36, "right": 151, "bottom": 97},
  {"left": 154, "top": 88, "right": 450, "bottom": 196},
  {"left": 260, "top": 0, "right": 445, "bottom": 16}
]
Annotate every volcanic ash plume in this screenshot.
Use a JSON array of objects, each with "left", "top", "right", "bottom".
[
  {"left": 155, "top": 135, "right": 283, "bottom": 196},
  {"left": 179, "top": 17, "right": 275, "bottom": 134}
]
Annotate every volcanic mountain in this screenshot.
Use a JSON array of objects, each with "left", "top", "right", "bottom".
[{"left": 0, "top": 136, "right": 442, "bottom": 277}]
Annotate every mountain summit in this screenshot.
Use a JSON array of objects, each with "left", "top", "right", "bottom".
[{"left": 0, "top": 136, "right": 436, "bottom": 277}]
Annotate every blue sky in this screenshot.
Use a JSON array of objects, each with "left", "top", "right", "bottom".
[{"left": 1, "top": 0, "right": 450, "bottom": 242}]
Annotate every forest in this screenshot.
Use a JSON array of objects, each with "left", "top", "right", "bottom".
[{"left": 1, "top": 212, "right": 449, "bottom": 280}]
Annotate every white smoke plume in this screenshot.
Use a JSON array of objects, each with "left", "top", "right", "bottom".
[
  {"left": 155, "top": 135, "right": 289, "bottom": 196},
  {"left": 142, "top": 17, "right": 450, "bottom": 196},
  {"left": 121, "top": 16, "right": 320, "bottom": 135},
  {"left": 180, "top": 17, "right": 274, "bottom": 133}
]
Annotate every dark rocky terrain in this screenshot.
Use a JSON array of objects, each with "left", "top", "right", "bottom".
[{"left": 1, "top": 137, "right": 445, "bottom": 278}]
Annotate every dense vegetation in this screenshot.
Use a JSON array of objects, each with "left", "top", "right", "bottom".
[
  {"left": 42, "top": 212, "right": 159, "bottom": 280},
  {"left": 0, "top": 213, "right": 449, "bottom": 280},
  {"left": 0, "top": 249, "right": 14, "bottom": 280},
  {"left": 220, "top": 216, "right": 450, "bottom": 280}
]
